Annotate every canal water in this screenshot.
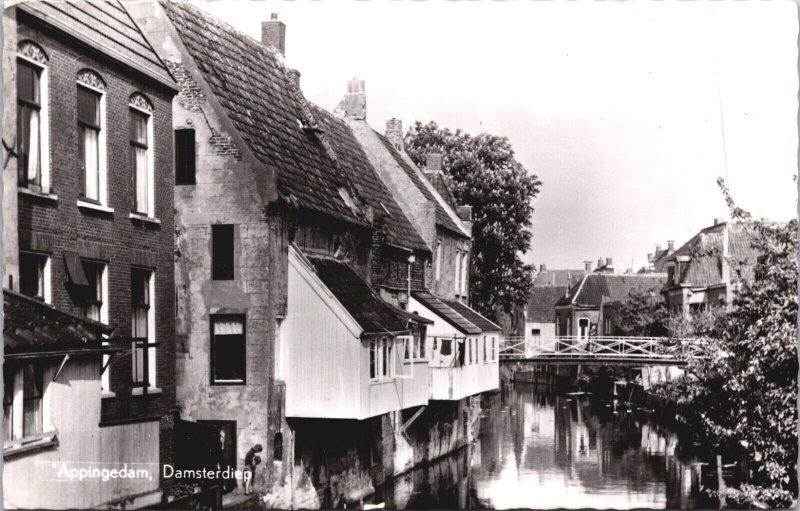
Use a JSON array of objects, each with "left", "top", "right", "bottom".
[{"left": 378, "top": 383, "right": 719, "bottom": 509}]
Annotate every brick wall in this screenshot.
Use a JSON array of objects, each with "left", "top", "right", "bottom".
[{"left": 16, "top": 14, "right": 177, "bottom": 487}]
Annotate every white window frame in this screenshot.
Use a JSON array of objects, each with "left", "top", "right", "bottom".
[
  {"left": 4, "top": 362, "right": 55, "bottom": 452},
  {"left": 19, "top": 251, "right": 51, "bottom": 304},
  {"left": 460, "top": 251, "right": 469, "bottom": 296},
  {"left": 435, "top": 241, "right": 442, "bottom": 281},
  {"left": 129, "top": 102, "right": 155, "bottom": 218},
  {"left": 395, "top": 335, "right": 414, "bottom": 379},
  {"left": 454, "top": 249, "right": 462, "bottom": 294},
  {"left": 369, "top": 337, "right": 397, "bottom": 382},
  {"left": 76, "top": 81, "right": 108, "bottom": 208},
  {"left": 16, "top": 53, "right": 50, "bottom": 194},
  {"left": 274, "top": 317, "right": 285, "bottom": 381},
  {"left": 131, "top": 269, "right": 157, "bottom": 394}
]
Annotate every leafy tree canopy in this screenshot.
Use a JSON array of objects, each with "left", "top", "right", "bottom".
[
  {"left": 404, "top": 121, "right": 542, "bottom": 316},
  {"left": 654, "top": 179, "right": 798, "bottom": 507}
]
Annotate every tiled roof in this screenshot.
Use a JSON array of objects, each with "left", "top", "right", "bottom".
[
  {"left": 162, "top": 1, "right": 366, "bottom": 226},
  {"left": 308, "top": 257, "right": 408, "bottom": 335},
  {"left": 533, "top": 269, "right": 585, "bottom": 288},
  {"left": 374, "top": 133, "right": 468, "bottom": 238},
  {"left": 665, "top": 222, "right": 758, "bottom": 288},
  {"left": 411, "top": 291, "right": 481, "bottom": 335},
  {"left": 311, "top": 105, "right": 428, "bottom": 251},
  {"left": 557, "top": 274, "right": 667, "bottom": 308},
  {"left": 443, "top": 299, "right": 501, "bottom": 332},
  {"left": 4, "top": 290, "right": 114, "bottom": 356},
  {"left": 526, "top": 286, "right": 569, "bottom": 322},
  {"left": 19, "top": 1, "right": 175, "bottom": 90},
  {"left": 425, "top": 171, "right": 459, "bottom": 212}
]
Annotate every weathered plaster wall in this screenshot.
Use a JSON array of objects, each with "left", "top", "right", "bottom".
[{"left": 3, "top": 7, "right": 19, "bottom": 291}]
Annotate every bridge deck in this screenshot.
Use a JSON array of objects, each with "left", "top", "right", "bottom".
[{"left": 499, "top": 336, "right": 704, "bottom": 366}]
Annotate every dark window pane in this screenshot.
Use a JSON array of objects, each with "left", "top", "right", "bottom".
[
  {"left": 17, "top": 62, "right": 39, "bottom": 104},
  {"left": 22, "top": 363, "right": 43, "bottom": 437},
  {"left": 129, "top": 110, "right": 148, "bottom": 146},
  {"left": 77, "top": 87, "right": 100, "bottom": 127},
  {"left": 4, "top": 365, "right": 13, "bottom": 442},
  {"left": 131, "top": 268, "right": 150, "bottom": 307},
  {"left": 175, "top": 129, "right": 196, "bottom": 185},
  {"left": 212, "top": 317, "right": 246, "bottom": 383},
  {"left": 212, "top": 225, "right": 235, "bottom": 280},
  {"left": 19, "top": 253, "right": 44, "bottom": 299}
]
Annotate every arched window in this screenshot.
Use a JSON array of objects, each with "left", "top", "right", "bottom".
[
  {"left": 17, "top": 41, "right": 50, "bottom": 192},
  {"left": 76, "top": 69, "right": 107, "bottom": 206},
  {"left": 273, "top": 432, "right": 283, "bottom": 461},
  {"left": 129, "top": 93, "right": 154, "bottom": 217}
]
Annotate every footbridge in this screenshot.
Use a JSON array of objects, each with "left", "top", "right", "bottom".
[{"left": 499, "top": 336, "right": 705, "bottom": 366}]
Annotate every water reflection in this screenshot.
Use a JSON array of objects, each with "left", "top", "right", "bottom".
[{"left": 380, "top": 384, "right": 716, "bottom": 509}]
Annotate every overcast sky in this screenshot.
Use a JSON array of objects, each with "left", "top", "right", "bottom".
[{"left": 195, "top": 0, "right": 798, "bottom": 272}]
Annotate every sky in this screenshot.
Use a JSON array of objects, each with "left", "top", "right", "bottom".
[{"left": 195, "top": 0, "right": 798, "bottom": 272}]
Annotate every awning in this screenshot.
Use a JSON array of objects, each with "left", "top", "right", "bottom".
[
  {"left": 442, "top": 299, "right": 501, "bottom": 332},
  {"left": 63, "top": 251, "right": 89, "bottom": 286},
  {"left": 307, "top": 256, "right": 409, "bottom": 335},
  {"left": 411, "top": 291, "right": 481, "bottom": 335},
  {"left": 4, "top": 290, "right": 115, "bottom": 357}
]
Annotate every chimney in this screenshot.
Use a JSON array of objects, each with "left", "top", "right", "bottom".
[
  {"left": 667, "top": 240, "right": 675, "bottom": 252},
  {"left": 713, "top": 217, "right": 725, "bottom": 226},
  {"left": 385, "top": 118, "right": 403, "bottom": 151},
  {"left": 457, "top": 205, "right": 472, "bottom": 221},
  {"left": 583, "top": 261, "right": 592, "bottom": 272},
  {"left": 262, "top": 13, "right": 286, "bottom": 56},
  {"left": 647, "top": 253, "right": 653, "bottom": 263},
  {"left": 597, "top": 257, "right": 603, "bottom": 269},
  {"left": 287, "top": 68, "right": 301, "bottom": 88},
  {"left": 539, "top": 264, "right": 547, "bottom": 272},
  {"left": 655, "top": 243, "right": 661, "bottom": 252},
  {"left": 426, "top": 153, "right": 443, "bottom": 172},
  {"left": 606, "top": 257, "right": 613, "bottom": 267},
  {"left": 334, "top": 78, "right": 366, "bottom": 120}
]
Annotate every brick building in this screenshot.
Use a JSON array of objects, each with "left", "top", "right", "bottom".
[
  {"left": 555, "top": 273, "right": 667, "bottom": 339},
  {"left": 660, "top": 219, "right": 758, "bottom": 317},
  {"left": 3, "top": 1, "right": 177, "bottom": 507}
]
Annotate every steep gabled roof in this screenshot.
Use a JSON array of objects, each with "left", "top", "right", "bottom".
[
  {"left": 311, "top": 105, "right": 428, "bottom": 252},
  {"left": 556, "top": 274, "right": 667, "bottom": 308},
  {"left": 4, "top": 290, "right": 115, "bottom": 357},
  {"left": 526, "top": 286, "right": 569, "bottom": 323},
  {"left": 161, "top": 1, "right": 366, "bottom": 226},
  {"left": 308, "top": 257, "right": 408, "bottom": 335},
  {"left": 374, "top": 132, "right": 468, "bottom": 238},
  {"left": 411, "top": 291, "right": 481, "bottom": 335},
  {"left": 533, "top": 269, "right": 586, "bottom": 288},
  {"left": 19, "top": 1, "right": 175, "bottom": 90},
  {"left": 442, "top": 299, "right": 501, "bottom": 332},
  {"left": 663, "top": 222, "right": 758, "bottom": 288},
  {"left": 425, "top": 171, "right": 459, "bottom": 212}
]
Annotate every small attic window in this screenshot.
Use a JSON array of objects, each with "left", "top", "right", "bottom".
[
  {"left": 380, "top": 202, "right": 392, "bottom": 217},
  {"left": 338, "top": 187, "right": 358, "bottom": 215}
]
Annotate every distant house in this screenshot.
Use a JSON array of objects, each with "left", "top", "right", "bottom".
[
  {"left": 523, "top": 264, "right": 585, "bottom": 350},
  {"left": 646, "top": 241, "right": 675, "bottom": 273},
  {"left": 525, "top": 286, "right": 568, "bottom": 350},
  {"left": 533, "top": 264, "right": 586, "bottom": 288},
  {"left": 555, "top": 273, "right": 667, "bottom": 339},
  {"left": 661, "top": 219, "right": 758, "bottom": 317}
]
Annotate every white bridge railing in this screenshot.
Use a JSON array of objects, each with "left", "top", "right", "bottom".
[{"left": 499, "top": 336, "right": 706, "bottom": 361}]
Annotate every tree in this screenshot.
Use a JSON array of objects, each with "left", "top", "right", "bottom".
[
  {"left": 404, "top": 121, "right": 542, "bottom": 317},
  {"left": 614, "top": 289, "right": 670, "bottom": 337},
  {"left": 654, "top": 179, "right": 798, "bottom": 507}
]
